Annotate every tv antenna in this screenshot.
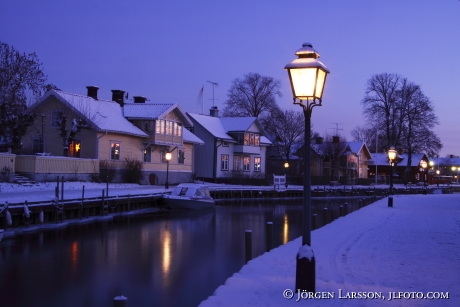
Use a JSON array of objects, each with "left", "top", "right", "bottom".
[
  {"left": 207, "top": 81, "right": 219, "bottom": 107},
  {"left": 329, "top": 123, "right": 343, "bottom": 136}
]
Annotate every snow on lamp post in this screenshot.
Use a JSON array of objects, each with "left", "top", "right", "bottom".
[
  {"left": 285, "top": 42, "right": 330, "bottom": 292},
  {"left": 387, "top": 146, "right": 397, "bottom": 207},
  {"left": 165, "top": 152, "right": 172, "bottom": 189}
]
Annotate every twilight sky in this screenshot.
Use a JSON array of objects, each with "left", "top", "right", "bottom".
[{"left": 2, "top": 0, "right": 459, "bottom": 157}]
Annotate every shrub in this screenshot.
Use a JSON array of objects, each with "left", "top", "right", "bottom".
[
  {"left": 99, "top": 160, "right": 118, "bottom": 183},
  {"left": 122, "top": 157, "right": 144, "bottom": 184},
  {"left": 0, "top": 166, "right": 11, "bottom": 182}
]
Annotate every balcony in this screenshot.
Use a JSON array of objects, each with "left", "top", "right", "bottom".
[{"left": 233, "top": 145, "right": 260, "bottom": 155}]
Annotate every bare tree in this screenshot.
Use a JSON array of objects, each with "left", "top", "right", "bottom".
[
  {"left": 318, "top": 134, "right": 348, "bottom": 181},
  {"left": 222, "top": 72, "right": 282, "bottom": 118},
  {"left": 0, "top": 42, "right": 47, "bottom": 152},
  {"left": 263, "top": 109, "right": 305, "bottom": 162}
]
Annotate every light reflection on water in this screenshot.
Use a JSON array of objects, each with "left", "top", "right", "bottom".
[{"left": 0, "top": 197, "right": 368, "bottom": 307}]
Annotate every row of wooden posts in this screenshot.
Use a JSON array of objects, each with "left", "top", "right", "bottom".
[{"left": 244, "top": 200, "right": 369, "bottom": 264}]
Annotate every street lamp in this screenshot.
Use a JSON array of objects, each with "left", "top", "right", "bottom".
[
  {"left": 285, "top": 42, "right": 330, "bottom": 292},
  {"left": 284, "top": 162, "right": 289, "bottom": 188},
  {"left": 387, "top": 146, "right": 397, "bottom": 207},
  {"left": 165, "top": 152, "right": 172, "bottom": 189},
  {"left": 420, "top": 160, "right": 427, "bottom": 183}
]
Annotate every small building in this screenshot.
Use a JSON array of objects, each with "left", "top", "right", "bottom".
[
  {"left": 368, "top": 153, "right": 429, "bottom": 184},
  {"left": 187, "top": 108, "right": 271, "bottom": 181}
]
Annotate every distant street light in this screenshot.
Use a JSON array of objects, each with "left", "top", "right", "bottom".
[
  {"left": 165, "top": 152, "right": 172, "bottom": 189},
  {"left": 420, "top": 160, "right": 428, "bottom": 191},
  {"left": 285, "top": 42, "right": 330, "bottom": 292},
  {"left": 387, "top": 147, "right": 397, "bottom": 207},
  {"left": 284, "top": 162, "right": 289, "bottom": 188}
]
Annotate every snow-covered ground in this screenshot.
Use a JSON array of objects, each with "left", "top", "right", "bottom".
[{"left": 199, "top": 194, "right": 460, "bottom": 307}]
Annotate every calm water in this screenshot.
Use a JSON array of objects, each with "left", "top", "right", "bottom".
[{"left": 0, "top": 198, "right": 367, "bottom": 307}]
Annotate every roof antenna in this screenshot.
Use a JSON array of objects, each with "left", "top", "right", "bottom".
[{"left": 207, "top": 81, "right": 219, "bottom": 107}]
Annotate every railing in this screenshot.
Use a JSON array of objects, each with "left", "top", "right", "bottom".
[{"left": 15, "top": 155, "right": 99, "bottom": 174}]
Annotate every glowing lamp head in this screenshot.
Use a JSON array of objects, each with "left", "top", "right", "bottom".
[
  {"left": 387, "top": 147, "right": 397, "bottom": 162},
  {"left": 285, "top": 43, "right": 330, "bottom": 105},
  {"left": 165, "top": 152, "right": 172, "bottom": 161},
  {"left": 420, "top": 160, "right": 428, "bottom": 169},
  {"left": 284, "top": 162, "right": 289, "bottom": 169}
]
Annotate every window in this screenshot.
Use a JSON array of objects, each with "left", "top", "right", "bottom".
[
  {"left": 166, "top": 121, "right": 173, "bottom": 135},
  {"left": 233, "top": 156, "right": 241, "bottom": 170},
  {"left": 51, "top": 110, "right": 63, "bottom": 127},
  {"left": 254, "top": 157, "right": 261, "bottom": 172},
  {"left": 144, "top": 146, "right": 151, "bottom": 163},
  {"left": 243, "top": 156, "right": 250, "bottom": 172},
  {"left": 174, "top": 122, "right": 183, "bottom": 136},
  {"left": 249, "top": 133, "right": 255, "bottom": 145},
  {"left": 156, "top": 120, "right": 165, "bottom": 134},
  {"left": 221, "top": 154, "right": 229, "bottom": 171},
  {"left": 111, "top": 142, "right": 120, "bottom": 160},
  {"left": 222, "top": 140, "right": 229, "bottom": 147},
  {"left": 69, "top": 140, "right": 81, "bottom": 158},
  {"left": 255, "top": 134, "right": 260, "bottom": 146},
  {"left": 244, "top": 133, "right": 249, "bottom": 145},
  {"left": 178, "top": 149, "right": 185, "bottom": 164},
  {"left": 143, "top": 121, "right": 154, "bottom": 133}
]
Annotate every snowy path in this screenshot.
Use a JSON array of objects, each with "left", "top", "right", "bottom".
[{"left": 199, "top": 195, "right": 460, "bottom": 307}]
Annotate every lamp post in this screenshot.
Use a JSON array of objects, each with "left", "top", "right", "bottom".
[
  {"left": 165, "top": 152, "right": 172, "bottom": 189},
  {"left": 285, "top": 42, "right": 330, "bottom": 292},
  {"left": 284, "top": 162, "right": 289, "bottom": 188},
  {"left": 420, "top": 160, "right": 427, "bottom": 185},
  {"left": 387, "top": 146, "right": 397, "bottom": 207}
]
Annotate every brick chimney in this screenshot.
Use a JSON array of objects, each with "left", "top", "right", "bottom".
[
  {"left": 86, "top": 86, "right": 99, "bottom": 99},
  {"left": 133, "top": 96, "right": 147, "bottom": 103},
  {"left": 210, "top": 106, "right": 219, "bottom": 117},
  {"left": 315, "top": 137, "right": 323, "bottom": 144},
  {"left": 111, "top": 90, "right": 125, "bottom": 107},
  {"left": 332, "top": 136, "right": 340, "bottom": 143}
]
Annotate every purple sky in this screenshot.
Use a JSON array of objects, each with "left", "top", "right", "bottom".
[{"left": 2, "top": 0, "right": 459, "bottom": 157}]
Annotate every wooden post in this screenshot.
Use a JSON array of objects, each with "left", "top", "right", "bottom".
[
  {"left": 102, "top": 189, "right": 106, "bottom": 216},
  {"left": 339, "top": 205, "right": 344, "bottom": 217},
  {"left": 344, "top": 202, "right": 348, "bottom": 215},
  {"left": 245, "top": 230, "right": 252, "bottom": 264},
  {"left": 56, "top": 176, "right": 59, "bottom": 198},
  {"left": 266, "top": 222, "right": 273, "bottom": 252},
  {"left": 113, "top": 295, "right": 127, "bottom": 307},
  {"left": 106, "top": 176, "right": 109, "bottom": 197},
  {"left": 311, "top": 213, "right": 317, "bottom": 230},
  {"left": 61, "top": 176, "right": 64, "bottom": 201},
  {"left": 322, "top": 208, "right": 328, "bottom": 226}
]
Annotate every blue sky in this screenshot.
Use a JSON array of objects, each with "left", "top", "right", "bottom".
[{"left": 2, "top": 0, "right": 459, "bottom": 157}]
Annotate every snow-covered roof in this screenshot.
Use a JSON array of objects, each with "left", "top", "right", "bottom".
[
  {"left": 187, "top": 113, "right": 234, "bottom": 140},
  {"left": 369, "top": 152, "right": 427, "bottom": 167},
  {"left": 434, "top": 156, "right": 460, "bottom": 166},
  {"left": 31, "top": 90, "right": 148, "bottom": 138},
  {"left": 123, "top": 103, "right": 193, "bottom": 126},
  {"left": 220, "top": 117, "right": 258, "bottom": 132},
  {"left": 346, "top": 141, "right": 371, "bottom": 158},
  {"left": 183, "top": 128, "right": 204, "bottom": 145}
]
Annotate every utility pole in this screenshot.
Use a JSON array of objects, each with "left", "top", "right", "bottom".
[{"left": 207, "top": 81, "right": 218, "bottom": 107}]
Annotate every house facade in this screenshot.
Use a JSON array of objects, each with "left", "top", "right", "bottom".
[
  {"left": 187, "top": 110, "right": 271, "bottom": 181},
  {"left": 368, "top": 153, "right": 429, "bottom": 184},
  {"left": 22, "top": 87, "right": 203, "bottom": 184}
]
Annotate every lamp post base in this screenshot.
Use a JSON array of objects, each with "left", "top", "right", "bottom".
[
  {"left": 295, "top": 245, "right": 315, "bottom": 292},
  {"left": 388, "top": 196, "right": 393, "bottom": 207}
]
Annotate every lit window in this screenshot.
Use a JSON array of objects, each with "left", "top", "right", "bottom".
[
  {"left": 244, "top": 133, "right": 249, "bottom": 145},
  {"left": 111, "top": 142, "right": 120, "bottom": 160},
  {"left": 255, "top": 134, "right": 260, "bottom": 146},
  {"left": 254, "top": 157, "right": 261, "bottom": 172},
  {"left": 144, "top": 146, "right": 151, "bottom": 163},
  {"left": 250, "top": 133, "right": 255, "bottom": 145},
  {"left": 243, "top": 156, "right": 250, "bottom": 172},
  {"left": 221, "top": 155, "right": 229, "bottom": 171},
  {"left": 69, "top": 140, "right": 81, "bottom": 158}
]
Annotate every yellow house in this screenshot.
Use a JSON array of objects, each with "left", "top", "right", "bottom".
[{"left": 22, "top": 86, "right": 203, "bottom": 184}]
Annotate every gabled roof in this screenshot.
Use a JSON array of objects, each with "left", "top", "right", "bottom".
[
  {"left": 183, "top": 128, "right": 204, "bottom": 145},
  {"left": 30, "top": 90, "right": 148, "bottom": 138},
  {"left": 346, "top": 142, "right": 372, "bottom": 159},
  {"left": 123, "top": 103, "right": 193, "bottom": 126},
  {"left": 186, "top": 113, "right": 234, "bottom": 140},
  {"left": 220, "top": 117, "right": 261, "bottom": 132},
  {"left": 187, "top": 113, "right": 271, "bottom": 145},
  {"left": 369, "top": 152, "right": 428, "bottom": 167}
]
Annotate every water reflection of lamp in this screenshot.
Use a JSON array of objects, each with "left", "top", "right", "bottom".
[{"left": 285, "top": 42, "right": 330, "bottom": 292}]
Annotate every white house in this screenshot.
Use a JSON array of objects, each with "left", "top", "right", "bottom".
[{"left": 187, "top": 110, "right": 271, "bottom": 181}]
